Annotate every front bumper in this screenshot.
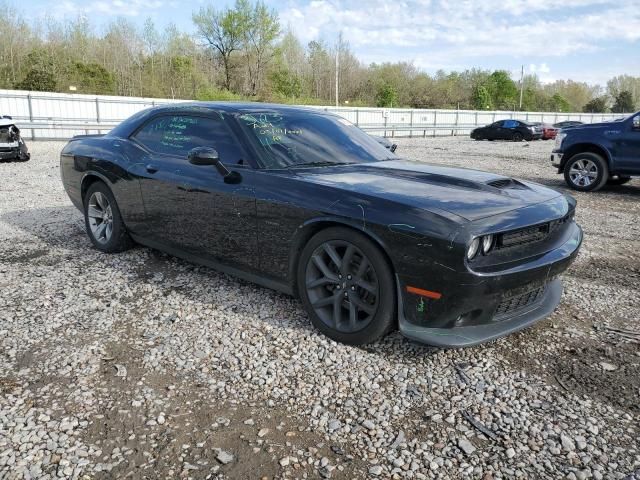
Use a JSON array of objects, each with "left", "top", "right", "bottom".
[
  {"left": 397, "top": 222, "right": 582, "bottom": 348},
  {"left": 0, "top": 148, "right": 20, "bottom": 160},
  {"left": 551, "top": 151, "right": 563, "bottom": 169}
]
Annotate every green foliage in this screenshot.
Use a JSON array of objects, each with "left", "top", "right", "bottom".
[
  {"left": 15, "top": 68, "right": 56, "bottom": 92},
  {"left": 612, "top": 90, "right": 635, "bottom": 113},
  {"left": 68, "top": 62, "right": 116, "bottom": 94},
  {"left": 549, "top": 93, "right": 571, "bottom": 112},
  {"left": 486, "top": 71, "right": 518, "bottom": 109},
  {"left": 375, "top": 83, "right": 397, "bottom": 107},
  {"left": 583, "top": 96, "right": 608, "bottom": 113},
  {"left": 195, "top": 87, "right": 242, "bottom": 101},
  {"left": 471, "top": 85, "right": 492, "bottom": 110},
  {"left": 270, "top": 68, "right": 302, "bottom": 98}
]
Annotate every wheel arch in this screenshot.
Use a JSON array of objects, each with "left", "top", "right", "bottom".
[
  {"left": 287, "top": 217, "right": 397, "bottom": 297},
  {"left": 80, "top": 171, "right": 112, "bottom": 205},
  {"left": 561, "top": 143, "right": 612, "bottom": 172}
]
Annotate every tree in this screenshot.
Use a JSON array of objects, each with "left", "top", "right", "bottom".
[
  {"left": 471, "top": 85, "right": 492, "bottom": 110},
  {"left": 67, "top": 62, "right": 116, "bottom": 94},
  {"left": 193, "top": 4, "right": 244, "bottom": 91},
  {"left": 486, "top": 70, "right": 518, "bottom": 110},
  {"left": 14, "top": 49, "right": 56, "bottom": 91},
  {"left": 270, "top": 68, "right": 302, "bottom": 98},
  {"left": 612, "top": 90, "right": 635, "bottom": 113},
  {"left": 236, "top": 0, "right": 279, "bottom": 95},
  {"left": 583, "top": 96, "right": 608, "bottom": 113},
  {"left": 375, "top": 83, "right": 397, "bottom": 107},
  {"left": 549, "top": 93, "right": 570, "bottom": 112}
]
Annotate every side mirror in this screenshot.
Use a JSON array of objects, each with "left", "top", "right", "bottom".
[
  {"left": 390, "top": 144, "right": 398, "bottom": 153},
  {"left": 188, "top": 147, "right": 219, "bottom": 166},
  {"left": 633, "top": 115, "right": 640, "bottom": 130},
  {"left": 187, "top": 147, "right": 242, "bottom": 184}
]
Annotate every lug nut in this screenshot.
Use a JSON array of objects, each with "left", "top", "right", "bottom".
[
  {"left": 351, "top": 286, "right": 356, "bottom": 290},
  {"left": 347, "top": 275, "right": 352, "bottom": 280}
]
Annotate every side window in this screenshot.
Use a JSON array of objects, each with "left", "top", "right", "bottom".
[
  {"left": 133, "top": 115, "right": 244, "bottom": 163},
  {"left": 492, "top": 121, "right": 504, "bottom": 127},
  {"left": 503, "top": 120, "right": 518, "bottom": 129}
]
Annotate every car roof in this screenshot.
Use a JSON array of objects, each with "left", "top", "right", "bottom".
[{"left": 147, "top": 101, "right": 326, "bottom": 115}]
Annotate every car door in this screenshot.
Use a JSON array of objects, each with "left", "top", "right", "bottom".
[
  {"left": 480, "top": 121, "right": 498, "bottom": 140},
  {"left": 613, "top": 114, "right": 640, "bottom": 174},
  {"left": 502, "top": 120, "right": 519, "bottom": 139},
  {"left": 128, "top": 113, "right": 258, "bottom": 270}
]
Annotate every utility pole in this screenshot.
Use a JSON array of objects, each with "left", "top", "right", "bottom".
[
  {"left": 518, "top": 65, "right": 524, "bottom": 110},
  {"left": 335, "top": 34, "right": 340, "bottom": 107}
]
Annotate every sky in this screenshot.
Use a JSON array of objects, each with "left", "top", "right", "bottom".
[{"left": 24, "top": 0, "right": 640, "bottom": 86}]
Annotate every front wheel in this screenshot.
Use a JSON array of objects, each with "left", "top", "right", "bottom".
[
  {"left": 512, "top": 132, "right": 523, "bottom": 142},
  {"left": 84, "top": 182, "right": 133, "bottom": 253},
  {"left": 564, "top": 153, "right": 609, "bottom": 192},
  {"left": 297, "top": 227, "right": 396, "bottom": 345}
]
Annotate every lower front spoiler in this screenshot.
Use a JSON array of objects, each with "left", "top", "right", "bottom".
[{"left": 398, "top": 278, "right": 563, "bottom": 348}]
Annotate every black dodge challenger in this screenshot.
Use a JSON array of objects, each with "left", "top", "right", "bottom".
[{"left": 60, "top": 103, "right": 583, "bottom": 347}]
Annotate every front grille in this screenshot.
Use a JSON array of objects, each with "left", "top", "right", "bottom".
[
  {"left": 497, "top": 210, "right": 574, "bottom": 249},
  {"left": 495, "top": 286, "right": 546, "bottom": 317}
]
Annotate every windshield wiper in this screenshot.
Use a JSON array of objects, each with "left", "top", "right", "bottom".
[{"left": 285, "top": 161, "right": 354, "bottom": 169}]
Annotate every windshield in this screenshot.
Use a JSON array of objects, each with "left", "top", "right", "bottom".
[{"left": 237, "top": 110, "right": 396, "bottom": 169}]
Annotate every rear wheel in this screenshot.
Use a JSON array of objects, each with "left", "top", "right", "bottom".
[
  {"left": 607, "top": 175, "right": 632, "bottom": 186},
  {"left": 297, "top": 227, "right": 395, "bottom": 345},
  {"left": 84, "top": 181, "right": 133, "bottom": 252},
  {"left": 564, "top": 153, "right": 609, "bottom": 192},
  {"left": 512, "top": 132, "right": 523, "bottom": 142}
]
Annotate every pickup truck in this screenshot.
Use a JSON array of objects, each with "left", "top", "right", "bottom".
[{"left": 551, "top": 112, "right": 640, "bottom": 191}]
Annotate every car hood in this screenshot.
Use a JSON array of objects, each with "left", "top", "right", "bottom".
[{"left": 292, "top": 160, "right": 563, "bottom": 222}]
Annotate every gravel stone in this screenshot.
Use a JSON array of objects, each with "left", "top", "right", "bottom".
[{"left": 1, "top": 139, "right": 638, "bottom": 479}]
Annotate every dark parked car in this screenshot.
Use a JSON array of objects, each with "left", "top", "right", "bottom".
[
  {"left": 371, "top": 134, "right": 397, "bottom": 152},
  {"left": 61, "top": 103, "right": 582, "bottom": 347},
  {"left": 0, "top": 117, "right": 30, "bottom": 161},
  {"left": 553, "top": 120, "right": 583, "bottom": 129},
  {"left": 471, "top": 119, "right": 543, "bottom": 141},
  {"left": 551, "top": 112, "right": 640, "bottom": 191}
]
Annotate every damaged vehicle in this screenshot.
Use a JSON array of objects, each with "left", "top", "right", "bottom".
[
  {"left": 60, "top": 103, "right": 582, "bottom": 348},
  {"left": 0, "top": 116, "right": 30, "bottom": 161}
]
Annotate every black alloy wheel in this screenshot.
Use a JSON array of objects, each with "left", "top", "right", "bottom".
[{"left": 297, "top": 227, "right": 395, "bottom": 345}]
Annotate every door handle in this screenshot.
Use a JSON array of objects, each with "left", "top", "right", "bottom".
[{"left": 145, "top": 164, "right": 158, "bottom": 174}]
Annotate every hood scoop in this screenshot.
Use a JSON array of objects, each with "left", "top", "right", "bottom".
[{"left": 486, "top": 178, "right": 528, "bottom": 190}]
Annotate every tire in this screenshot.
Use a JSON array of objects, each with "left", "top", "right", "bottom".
[
  {"left": 512, "top": 132, "right": 523, "bottom": 142},
  {"left": 83, "top": 181, "right": 133, "bottom": 253},
  {"left": 564, "top": 153, "right": 609, "bottom": 192},
  {"left": 297, "top": 227, "right": 396, "bottom": 345},
  {"left": 607, "top": 175, "right": 632, "bottom": 186}
]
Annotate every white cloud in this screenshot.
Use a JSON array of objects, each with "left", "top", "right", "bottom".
[{"left": 279, "top": 0, "right": 640, "bottom": 71}]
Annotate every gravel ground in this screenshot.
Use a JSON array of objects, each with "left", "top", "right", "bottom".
[{"left": 1, "top": 137, "right": 639, "bottom": 480}]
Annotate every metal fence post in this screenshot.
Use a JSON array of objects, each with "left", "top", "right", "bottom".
[
  {"left": 433, "top": 110, "right": 437, "bottom": 137},
  {"left": 409, "top": 110, "right": 414, "bottom": 138},
  {"left": 356, "top": 109, "right": 360, "bottom": 127},
  {"left": 95, "top": 98, "right": 101, "bottom": 123},
  {"left": 453, "top": 109, "right": 459, "bottom": 136},
  {"left": 27, "top": 93, "right": 35, "bottom": 140}
]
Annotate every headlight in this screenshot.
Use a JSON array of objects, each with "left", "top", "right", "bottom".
[
  {"left": 481, "top": 235, "right": 494, "bottom": 254},
  {"left": 555, "top": 132, "right": 567, "bottom": 148},
  {"left": 467, "top": 238, "right": 480, "bottom": 260}
]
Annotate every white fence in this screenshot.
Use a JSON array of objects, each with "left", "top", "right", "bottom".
[{"left": 0, "top": 88, "right": 623, "bottom": 140}]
